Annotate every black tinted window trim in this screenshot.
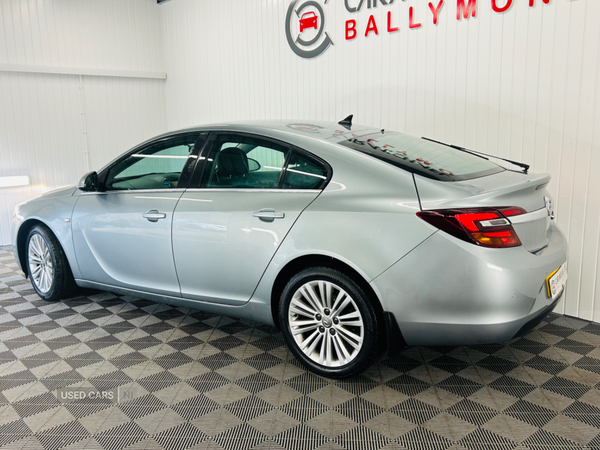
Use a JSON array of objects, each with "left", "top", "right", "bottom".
[
  {"left": 337, "top": 136, "right": 505, "bottom": 182},
  {"left": 178, "top": 133, "right": 209, "bottom": 188}
]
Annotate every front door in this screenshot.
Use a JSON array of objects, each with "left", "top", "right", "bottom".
[
  {"left": 172, "top": 133, "right": 329, "bottom": 305},
  {"left": 72, "top": 133, "right": 200, "bottom": 296}
]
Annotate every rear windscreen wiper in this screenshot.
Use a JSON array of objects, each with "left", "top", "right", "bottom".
[{"left": 422, "top": 137, "right": 530, "bottom": 174}]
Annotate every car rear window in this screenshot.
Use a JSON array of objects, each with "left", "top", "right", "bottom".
[{"left": 337, "top": 132, "right": 504, "bottom": 181}]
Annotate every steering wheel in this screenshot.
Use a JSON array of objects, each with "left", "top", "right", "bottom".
[{"left": 161, "top": 173, "right": 179, "bottom": 188}]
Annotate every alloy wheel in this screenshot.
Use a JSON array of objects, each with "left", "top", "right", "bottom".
[
  {"left": 287, "top": 280, "right": 365, "bottom": 367},
  {"left": 28, "top": 233, "right": 54, "bottom": 294}
]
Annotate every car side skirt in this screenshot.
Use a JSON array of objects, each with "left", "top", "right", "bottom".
[{"left": 75, "top": 280, "right": 276, "bottom": 325}]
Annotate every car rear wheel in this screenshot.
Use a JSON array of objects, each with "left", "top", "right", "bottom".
[
  {"left": 279, "top": 267, "right": 380, "bottom": 378},
  {"left": 26, "top": 224, "right": 77, "bottom": 301}
]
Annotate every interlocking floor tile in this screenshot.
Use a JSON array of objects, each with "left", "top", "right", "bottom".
[
  {"left": 396, "top": 426, "right": 453, "bottom": 450},
  {"left": 542, "top": 415, "right": 599, "bottom": 445},
  {"left": 153, "top": 422, "right": 207, "bottom": 449},
  {"left": 482, "top": 413, "right": 538, "bottom": 442},
  {"left": 308, "top": 384, "right": 356, "bottom": 408},
  {"left": 335, "top": 426, "right": 391, "bottom": 450},
  {"left": 392, "top": 399, "right": 442, "bottom": 427},
  {"left": 283, "top": 370, "right": 328, "bottom": 391},
  {"left": 247, "top": 409, "right": 300, "bottom": 436},
  {"left": 359, "top": 385, "right": 408, "bottom": 410},
  {"left": 445, "top": 398, "right": 498, "bottom": 427},
  {"left": 279, "top": 395, "right": 328, "bottom": 423},
  {"left": 503, "top": 399, "right": 556, "bottom": 428},
  {"left": 223, "top": 394, "right": 273, "bottom": 422},
  {"left": 0, "top": 247, "right": 600, "bottom": 450},
  {"left": 458, "top": 427, "right": 518, "bottom": 449},
  {"left": 385, "top": 373, "right": 431, "bottom": 397},
  {"left": 305, "top": 409, "right": 358, "bottom": 439},
  {"left": 487, "top": 375, "right": 537, "bottom": 399}
]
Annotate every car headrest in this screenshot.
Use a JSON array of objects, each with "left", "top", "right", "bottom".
[{"left": 218, "top": 147, "right": 249, "bottom": 177}]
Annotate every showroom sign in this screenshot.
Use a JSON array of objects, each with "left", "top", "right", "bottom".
[
  {"left": 286, "top": 0, "right": 552, "bottom": 58},
  {"left": 286, "top": 0, "right": 334, "bottom": 58}
]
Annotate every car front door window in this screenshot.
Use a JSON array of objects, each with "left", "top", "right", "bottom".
[{"left": 105, "top": 136, "right": 197, "bottom": 190}]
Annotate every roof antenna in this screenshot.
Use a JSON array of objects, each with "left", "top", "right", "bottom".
[{"left": 338, "top": 114, "right": 353, "bottom": 130}]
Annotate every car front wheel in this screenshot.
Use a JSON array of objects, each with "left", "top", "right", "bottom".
[
  {"left": 279, "top": 267, "right": 380, "bottom": 378},
  {"left": 26, "top": 224, "right": 76, "bottom": 301}
]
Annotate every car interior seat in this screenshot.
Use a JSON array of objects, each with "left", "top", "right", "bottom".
[{"left": 215, "top": 147, "right": 250, "bottom": 186}]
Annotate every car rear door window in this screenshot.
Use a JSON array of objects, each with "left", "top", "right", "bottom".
[{"left": 201, "top": 136, "right": 290, "bottom": 189}]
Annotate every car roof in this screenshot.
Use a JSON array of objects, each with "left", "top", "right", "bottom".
[{"left": 154, "top": 120, "right": 382, "bottom": 146}]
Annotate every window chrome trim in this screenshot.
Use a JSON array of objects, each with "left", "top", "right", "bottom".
[
  {"left": 81, "top": 187, "right": 322, "bottom": 195},
  {"left": 509, "top": 207, "right": 549, "bottom": 224},
  {"left": 81, "top": 188, "right": 186, "bottom": 195},
  {"left": 183, "top": 188, "right": 322, "bottom": 194}
]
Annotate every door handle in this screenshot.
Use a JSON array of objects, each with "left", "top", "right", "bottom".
[
  {"left": 143, "top": 210, "right": 167, "bottom": 222},
  {"left": 253, "top": 209, "right": 285, "bottom": 222}
]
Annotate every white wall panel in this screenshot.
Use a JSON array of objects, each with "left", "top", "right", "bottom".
[
  {"left": 0, "top": 71, "right": 80, "bottom": 244},
  {"left": 0, "top": 73, "right": 167, "bottom": 245},
  {"left": 0, "top": 0, "right": 167, "bottom": 245},
  {"left": 0, "top": 0, "right": 164, "bottom": 72},
  {"left": 82, "top": 76, "right": 167, "bottom": 171},
  {"left": 161, "top": 0, "right": 600, "bottom": 321}
]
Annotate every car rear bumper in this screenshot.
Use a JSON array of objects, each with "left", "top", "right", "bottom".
[{"left": 371, "top": 221, "right": 568, "bottom": 346}]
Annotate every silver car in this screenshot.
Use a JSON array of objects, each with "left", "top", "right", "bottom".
[{"left": 12, "top": 119, "right": 568, "bottom": 378}]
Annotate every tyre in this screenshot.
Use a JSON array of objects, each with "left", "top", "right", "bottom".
[
  {"left": 26, "top": 224, "right": 77, "bottom": 301},
  {"left": 279, "top": 267, "right": 380, "bottom": 378}
]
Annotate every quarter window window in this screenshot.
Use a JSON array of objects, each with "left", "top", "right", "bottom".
[{"left": 282, "top": 153, "right": 328, "bottom": 190}]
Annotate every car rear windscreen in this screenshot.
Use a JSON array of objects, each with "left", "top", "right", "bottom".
[{"left": 337, "top": 132, "right": 504, "bottom": 181}]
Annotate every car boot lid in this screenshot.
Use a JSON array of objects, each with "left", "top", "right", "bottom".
[{"left": 415, "top": 170, "right": 553, "bottom": 252}]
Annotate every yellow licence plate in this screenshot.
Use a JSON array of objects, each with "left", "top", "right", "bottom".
[{"left": 546, "top": 263, "right": 568, "bottom": 300}]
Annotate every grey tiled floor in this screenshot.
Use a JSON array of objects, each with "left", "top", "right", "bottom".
[{"left": 1, "top": 246, "right": 600, "bottom": 450}]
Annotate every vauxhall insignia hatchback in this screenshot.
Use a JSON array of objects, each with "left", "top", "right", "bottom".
[{"left": 12, "top": 118, "right": 568, "bottom": 378}]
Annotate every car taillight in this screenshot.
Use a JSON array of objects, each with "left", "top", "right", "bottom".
[{"left": 417, "top": 207, "right": 526, "bottom": 248}]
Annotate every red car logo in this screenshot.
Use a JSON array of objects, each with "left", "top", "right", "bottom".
[{"left": 299, "top": 11, "right": 318, "bottom": 32}]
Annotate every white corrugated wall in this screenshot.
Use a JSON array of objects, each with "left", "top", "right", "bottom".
[
  {"left": 0, "top": 0, "right": 167, "bottom": 244},
  {"left": 1, "top": 0, "right": 599, "bottom": 322},
  {"left": 160, "top": 0, "right": 600, "bottom": 322}
]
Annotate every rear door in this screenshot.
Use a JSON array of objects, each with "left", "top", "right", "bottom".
[
  {"left": 172, "top": 133, "right": 329, "bottom": 305},
  {"left": 72, "top": 133, "right": 202, "bottom": 296}
]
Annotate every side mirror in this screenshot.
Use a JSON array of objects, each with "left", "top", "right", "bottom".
[{"left": 78, "top": 171, "right": 99, "bottom": 192}]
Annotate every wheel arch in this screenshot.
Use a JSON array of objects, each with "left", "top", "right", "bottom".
[
  {"left": 16, "top": 219, "right": 76, "bottom": 278},
  {"left": 270, "top": 254, "right": 386, "bottom": 336}
]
